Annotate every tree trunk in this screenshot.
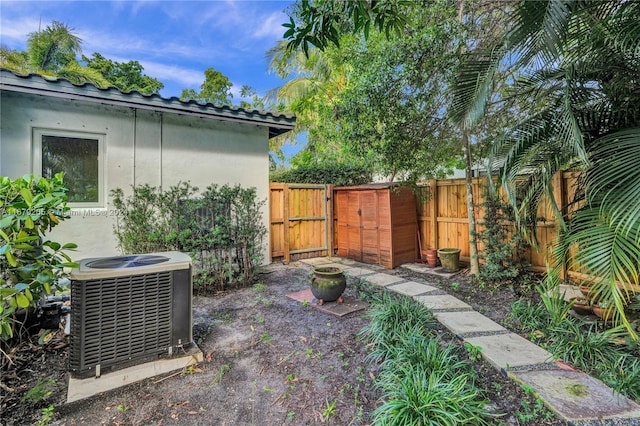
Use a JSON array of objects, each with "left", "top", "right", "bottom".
[
  {"left": 463, "top": 128, "right": 480, "bottom": 275},
  {"left": 456, "top": 0, "right": 480, "bottom": 275}
]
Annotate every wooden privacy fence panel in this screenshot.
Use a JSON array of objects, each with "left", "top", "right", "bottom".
[
  {"left": 417, "top": 173, "right": 577, "bottom": 273},
  {"left": 271, "top": 173, "right": 636, "bottom": 288},
  {"left": 269, "top": 183, "right": 332, "bottom": 263}
]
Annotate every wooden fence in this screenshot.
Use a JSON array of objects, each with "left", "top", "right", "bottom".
[
  {"left": 269, "top": 174, "right": 619, "bottom": 285},
  {"left": 269, "top": 183, "right": 333, "bottom": 263},
  {"left": 416, "top": 175, "right": 567, "bottom": 273}
]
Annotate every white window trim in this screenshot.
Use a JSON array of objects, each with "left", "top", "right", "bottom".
[{"left": 32, "top": 128, "right": 106, "bottom": 208}]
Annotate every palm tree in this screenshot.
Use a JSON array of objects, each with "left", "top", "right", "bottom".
[
  {"left": 1, "top": 20, "right": 109, "bottom": 87},
  {"left": 266, "top": 40, "right": 352, "bottom": 164},
  {"left": 454, "top": 0, "right": 640, "bottom": 336}
]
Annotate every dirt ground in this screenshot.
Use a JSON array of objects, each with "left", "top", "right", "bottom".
[{"left": 1, "top": 260, "right": 565, "bottom": 426}]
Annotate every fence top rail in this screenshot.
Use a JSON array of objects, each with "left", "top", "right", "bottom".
[{"left": 282, "top": 183, "right": 329, "bottom": 189}]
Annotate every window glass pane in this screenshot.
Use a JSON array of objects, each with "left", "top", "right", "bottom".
[{"left": 42, "top": 135, "right": 99, "bottom": 203}]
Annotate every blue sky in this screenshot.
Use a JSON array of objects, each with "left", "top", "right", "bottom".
[{"left": 0, "top": 0, "right": 296, "bottom": 101}]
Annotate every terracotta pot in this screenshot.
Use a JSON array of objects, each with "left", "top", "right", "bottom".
[
  {"left": 592, "top": 304, "right": 614, "bottom": 321},
  {"left": 570, "top": 297, "right": 591, "bottom": 316},
  {"left": 579, "top": 285, "right": 600, "bottom": 303},
  {"left": 310, "top": 267, "right": 346, "bottom": 305},
  {"left": 425, "top": 249, "right": 438, "bottom": 268}
]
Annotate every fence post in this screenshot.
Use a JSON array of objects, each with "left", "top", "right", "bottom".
[
  {"left": 283, "top": 184, "right": 290, "bottom": 264},
  {"left": 430, "top": 179, "right": 438, "bottom": 249},
  {"left": 553, "top": 172, "right": 566, "bottom": 280},
  {"left": 326, "top": 184, "right": 334, "bottom": 257}
]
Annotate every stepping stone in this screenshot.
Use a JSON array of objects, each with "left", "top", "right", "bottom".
[
  {"left": 414, "top": 294, "right": 471, "bottom": 310},
  {"left": 299, "top": 258, "right": 333, "bottom": 266},
  {"left": 464, "top": 333, "right": 554, "bottom": 370},
  {"left": 363, "top": 273, "right": 406, "bottom": 287},
  {"left": 343, "top": 267, "right": 377, "bottom": 278},
  {"left": 316, "top": 262, "right": 352, "bottom": 271},
  {"left": 330, "top": 257, "right": 359, "bottom": 265},
  {"left": 557, "top": 284, "right": 583, "bottom": 302},
  {"left": 435, "top": 311, "right": 507, "bottom": 336},
  {"left": 402, "top": 263, "right": 432, "bottom": 273},
  {"left": 510, "top": 369, "right": 640, "bottom": 422},
  {"left": 400, "top": 263, "right": 464, "bottom": 279},
  {"left": 388, "top": 281, "right": 437, "bottom": 296}
]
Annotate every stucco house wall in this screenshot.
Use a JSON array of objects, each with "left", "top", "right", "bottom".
[{"left": 0, "top": 69, "right": 295, "bottom": 262}]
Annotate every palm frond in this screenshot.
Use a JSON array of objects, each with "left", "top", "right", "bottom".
[
  {"left": 586, "top": 129, "right": 640, "bottom": 239},
  {"left": 554, "top": 205, "right": 639, "bottom": 338}
]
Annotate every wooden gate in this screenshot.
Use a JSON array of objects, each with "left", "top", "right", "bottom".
[{"left": 269, "top": 183, "right": 333, "bottom": 263}]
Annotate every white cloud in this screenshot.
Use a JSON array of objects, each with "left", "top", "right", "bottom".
[
  {"left": 252, "top": 11, "right": 287, "bottom": 40},
  {"left": 0, "top": 16, "right": 45, "bottom": 47},
  {"left": 140, "top": 60, "right": 203, "bottom": 88}
]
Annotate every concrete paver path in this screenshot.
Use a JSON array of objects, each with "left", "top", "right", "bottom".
[{"left": 300, "top": 257, "right": 640, "bottom": 425}]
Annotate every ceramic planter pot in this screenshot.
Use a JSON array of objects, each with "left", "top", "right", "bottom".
[
  {"left": 579, "top": 285, "right": 600, "bottom": 303},
  {"left": 437, "top": 248, "right": 461, "bottom": 272},
  {"left": 310, "top": 266, "right": 346, "bottom": 305}
]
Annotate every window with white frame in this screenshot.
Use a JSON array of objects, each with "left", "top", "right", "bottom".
[{"left": 33, "top": 129, "right": 105, "bottom": 206}]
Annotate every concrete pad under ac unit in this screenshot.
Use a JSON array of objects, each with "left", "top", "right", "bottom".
[{"left": 67, "top": 346, "right": 203, "bottom": 403}]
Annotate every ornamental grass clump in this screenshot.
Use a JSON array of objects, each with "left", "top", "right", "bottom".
[
  {"left": 360, "top": 294, "right": 494, "bottom": 425},
  {"left": 357, "top": 292, "right": 435, "bottom": 363},
  {"left": 509, "top": 296, "right": 640, "bottom": 402}
]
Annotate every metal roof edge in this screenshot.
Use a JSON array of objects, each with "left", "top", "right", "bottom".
[{"left": 0, "top": 69, "right": 296, "bottom": 137}]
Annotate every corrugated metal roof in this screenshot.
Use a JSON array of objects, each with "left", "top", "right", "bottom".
[{"left": 0, "top": 68, "right": 296, "bottom": 139}]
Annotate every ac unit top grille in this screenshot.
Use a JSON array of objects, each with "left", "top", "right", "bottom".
[
  {"left": 86, "top": 254, "right": 170, "bottom": 269},
  {"left": 72, "top": 251, "right": 191, "bottom": 280}
]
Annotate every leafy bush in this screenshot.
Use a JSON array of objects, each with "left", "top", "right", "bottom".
[
  {"left": 0, "top": 174, "right": 77, "bottom": 342},
  {"left": 111, "top": 182, "right": 266, "bottom": 291},
  {"left": 358, "top": 292, "right": 436, "bottom": 362},
  {"left": 270, "top": 163, "right": 372, "bottom": 186},
  {"left": 476, "top": 188, "right": 529, "bottom": 286}
]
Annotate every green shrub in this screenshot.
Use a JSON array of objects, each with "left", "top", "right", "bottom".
[
  {"left": 111, "top": 182, "right": 266, "bottom": 291},
  {"left": 270, "top": 163, "right": 372, "bottom": 186},
  {"left": 547, "top": 322, "right": 628, "bottom": 371},
  {"left": 358, "top": 292, "right": 436, "bottom": 362},
  {"left": 373, "top": 368, "right": 491, "bottom": 426},
  {"left": 509, "top": 298, "right": 551, "bottom": 335},
  {"left": 476, "top": 187, "right": 529, "bottom": 286},
  {"left": 510, "top": 296, "right": 640, "bottom": 401},
  {"left": 0, "top": 174, "right": 77, "bottom": 342},
  {"left": 602, "top": 356, "right": 640, "bottom": 401}
]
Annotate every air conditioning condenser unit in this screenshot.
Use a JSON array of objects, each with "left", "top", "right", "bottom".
[{"left": 69, "top": 251, "right": 193, "bottom": 378}]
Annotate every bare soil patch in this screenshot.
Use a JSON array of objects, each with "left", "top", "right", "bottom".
[{"left": 1, "top": 261, "right": 565, "bottom": 425}]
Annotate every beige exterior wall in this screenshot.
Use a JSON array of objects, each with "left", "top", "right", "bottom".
[{"left": 0, "top": 91, "right": 271, "bottom": 262}]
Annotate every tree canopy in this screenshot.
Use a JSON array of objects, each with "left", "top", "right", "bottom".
[
  {"left": 283, "top": 0, "right": 640, "bottom": 336},
  {"left": 1, "top": 20, "right": 163, "bottom": 95},
  {"left": 180, "top": 67, "right": 233, "bottom": 105},
  {"left": 82, "top": 52, "right": 164, "bottom": 95}
]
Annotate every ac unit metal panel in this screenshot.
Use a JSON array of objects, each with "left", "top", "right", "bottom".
[{"left": 69, "top": 252, "right": 192, "bottom": 378}]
